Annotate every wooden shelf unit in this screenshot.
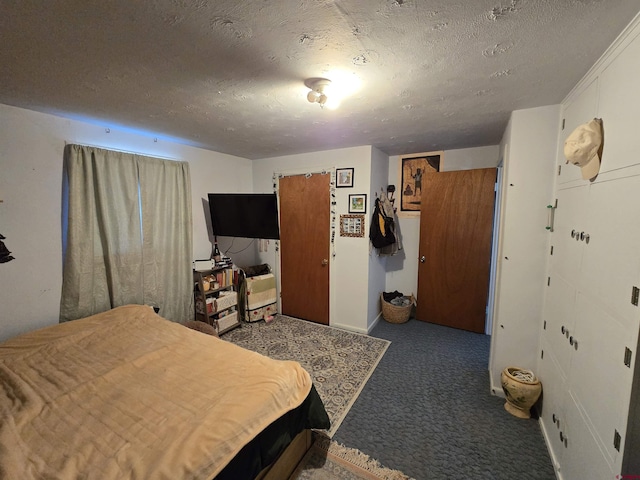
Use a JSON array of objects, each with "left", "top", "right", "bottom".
[{"left": 193, "top": 266, "right": 241, "bottom": 335}]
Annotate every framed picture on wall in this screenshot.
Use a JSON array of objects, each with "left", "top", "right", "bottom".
[
  {"left": 348, "top": 194, "right": 367, "bottom": 213},
  {"left": 340, "top": 214, "right": 365, "bottom": 237},
  {"left": 399, "top": 151, "right": 443, "bottom": 215},
  {"left": 336, "top": 168, "right": 354, "bottom": 188}
]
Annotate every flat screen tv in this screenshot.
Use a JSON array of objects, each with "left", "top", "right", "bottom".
[{"left": 207, "top": 193, "right": 280, "bottom": 239}]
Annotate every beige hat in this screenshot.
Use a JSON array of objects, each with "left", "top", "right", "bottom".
[{"left": 564, "top": 118, "right": 603, "bottom": 180}]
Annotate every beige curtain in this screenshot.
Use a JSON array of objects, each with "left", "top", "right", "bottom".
[{"left": 60, "top": 144, "right": 193, "bottom": 323}]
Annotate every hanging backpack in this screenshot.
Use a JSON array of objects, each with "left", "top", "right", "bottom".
[{"left": 369, "top": 198, "right": 396, "bottom": 248}]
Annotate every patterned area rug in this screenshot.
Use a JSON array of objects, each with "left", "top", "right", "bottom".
[
  {"left": 290, "top": 433, "right": 415, "bottom": 480},
  {"left": 223, "top": 315, "right": 390, "bottom": 436}
]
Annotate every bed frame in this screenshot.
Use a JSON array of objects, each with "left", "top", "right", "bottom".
[{"left": 257, "top": 429, "right": 313, "bottom": 479}]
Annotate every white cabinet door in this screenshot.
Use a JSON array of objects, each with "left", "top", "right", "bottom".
[
  {"left": 561, "top": 391, "right": 616, "bottom": 480},
  {"left": 597, "top": 34, "right": 640, "bottom": 173},
  {"left": 551, "top": 185, "right": 589, "bottom": 283},
  {"left": 580, "top": 175, "right": 640, "bottom": 330},
  {"left": 557, "top": 80, "right": 599, "bottom": 185},
  {"left": 537, "top": 338, "right": 567, "bottom": 473},
  {"left": 569, "top": 292, "right": 634, "bottom": 469},
  {"left": 542, "top": 274, "right": 576, "bottom": 378}
]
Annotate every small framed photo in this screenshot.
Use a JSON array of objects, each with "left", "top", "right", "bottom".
[
  {"left": 336, "top": 168, "right": 354, "bottom": 188},
  {"left": 340, "top": 214, "right": 365, "bottom": 237},
  {"left": 348, "top": 194, "right": 367, "bottom": 214}
]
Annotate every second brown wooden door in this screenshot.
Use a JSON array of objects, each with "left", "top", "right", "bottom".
[
  {"left": 416, "top": 168, "right": 497, "bottom": 333},
  {"left": 278, "top": 173, "right": 330, "bottom": 325}
]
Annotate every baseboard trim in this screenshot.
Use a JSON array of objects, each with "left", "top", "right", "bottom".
[
  {"left": 330, "top": 321, "right": 369, "bottom": 334},
  {"left": 490, "top": 379, "right": 505, "bottom": 398},
  {"left": 367, "top": 312, "right": 382, "bottom": 334}
]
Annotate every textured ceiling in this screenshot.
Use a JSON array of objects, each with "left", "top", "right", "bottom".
[{"left": 1, "top": 1, "right": 639, "bottom": 160}]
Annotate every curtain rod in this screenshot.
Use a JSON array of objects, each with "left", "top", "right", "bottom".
[{"left": 64, "top": 141, "right": 180, "bottom": 162}]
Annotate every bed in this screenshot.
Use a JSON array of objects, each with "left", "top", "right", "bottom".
[{"left": 0, "top": 304, "right": 329, "bottom": 479}]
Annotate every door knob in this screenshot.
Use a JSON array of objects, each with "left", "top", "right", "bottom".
[
  {"left": 420, "top": 255, "right": 426, "bottom": 263},
  {"left": 321, "top": 259, "right": 328, "bottom": 266}
]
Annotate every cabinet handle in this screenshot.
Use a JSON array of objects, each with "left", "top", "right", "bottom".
[
  {"left": 561, "top": 325, "right": 565, "bottom": 334},
  {"left": 579, "top": 231, "right": 585, "bottom": 241},
  {"left": 584, "top": 233, "right": 590, "bottom": 244},
  {"left": 569, "top": 336, "right": 574, "bottom": 346},
  {"left": 571, "top": 229, "right": 576, "bottom": 238},
  {"left": 560, "top": 431, "right": 568, "bottom": 447}
]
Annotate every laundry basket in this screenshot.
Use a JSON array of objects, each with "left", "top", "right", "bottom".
[{"left": 380, "top": 293, "right": 414, "bottom": 324}]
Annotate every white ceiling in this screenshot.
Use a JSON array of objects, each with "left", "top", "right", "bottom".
[{"left": 1, "top": 1, "right": 639, "bottom": 160}]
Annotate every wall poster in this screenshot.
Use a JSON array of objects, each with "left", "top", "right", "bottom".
[{"left": 399, "top": 151, "right": 443, "bottom": 215}]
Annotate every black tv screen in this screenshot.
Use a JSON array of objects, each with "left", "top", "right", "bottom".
[{"left": 208, "top": 193, "right": 280, "bottom": 239}]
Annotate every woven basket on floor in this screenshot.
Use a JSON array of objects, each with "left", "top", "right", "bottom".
[{"left": 380, "top": 293, "right": 414, "bottom": 324}]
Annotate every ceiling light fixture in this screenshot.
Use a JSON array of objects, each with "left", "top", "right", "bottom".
[{"left": 305, "top": 78, "right": 332, "bottom": 108}]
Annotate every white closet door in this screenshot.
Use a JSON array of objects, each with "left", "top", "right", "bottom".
[
  {"left": 561, "top": 391, "right": 616, "bottom": 480},
  {"left": 570, "top": 292, "right": 634, "bottom": 468},
  {"left": 557, "top": 79, "right": 599, "bottom": 185},
  {"left": 580, "top": 175, "right": 640, "bottom": 329},
  {"left": 537, "top": 338, "right": 567, "bottom": 470},
  {"left": 551, "top": 185, "right": 589, "bottom": 283},
  {"left": 542, "top": 274, "right": 576, "bottom": 378},
  {"left": 597, "top": 35, "right": 640, "bottom": 173}
]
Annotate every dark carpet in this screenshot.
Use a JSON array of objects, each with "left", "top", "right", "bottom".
[{"left": 332, "top": 318, "right": 556, "bottom": 480}]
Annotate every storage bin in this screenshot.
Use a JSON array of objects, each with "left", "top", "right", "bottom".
[{"left": 380, "top": 293, "right": 414, "bottom": 324}]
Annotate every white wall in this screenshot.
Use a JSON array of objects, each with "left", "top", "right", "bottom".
[
  {"left": 440, "top": 145, "right": 502, "bottom": 172},
  {"left": 488, "top": 104, "right": 561, "bottom": 393},
  {"left": 0, "top": 104, "right": 252, "bottom": 342},
  {"left": 0, "top": 102, "right": 506, "bottom": 343},
  {"left": 251, "top": 146, "right": 377, "bottom": 333},
  {"left": 385, "top": 145, "right": 500, "bottom": 298},
  {"left": 0, "top": 102, "right": 500, "bottom": 341},
  {"left": 367, "top": 147, "right": 390, "bottom": 331}
]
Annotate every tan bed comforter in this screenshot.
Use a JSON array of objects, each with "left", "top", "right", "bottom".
[{"left": 0, "top": 305, "right": 312, "bottom": 479}]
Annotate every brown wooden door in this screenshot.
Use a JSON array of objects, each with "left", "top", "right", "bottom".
[
  {"left": 279, "top": 173, "right": 330, "bottom": 325},
  {"left": 416, "top": 168, "right": 497, "bottom": 333}
]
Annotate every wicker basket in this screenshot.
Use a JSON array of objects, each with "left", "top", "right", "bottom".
[{"left": 380, "top": 293, "right": 414, "bottom": 324}]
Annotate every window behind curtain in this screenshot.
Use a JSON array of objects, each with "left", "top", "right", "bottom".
[{"left": 60, "top": 144, "right": 193, "bottom": 323}]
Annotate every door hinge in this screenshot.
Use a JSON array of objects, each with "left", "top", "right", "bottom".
[
  {"left": 624, "top": 347, "right": 633, "bottom": 368},
  {"left": 547, "top": 277, "right": 551, "bottom": 286},
  {"left": 614, "top": 430, "right": 621, "bottom": 452},
  {"left": 541, "top": 349, "right": 544, "bottom": 359},
  {"left": 550, "top": 245, "right": 554, "bottom": 255},
  {"left": 544, "top": 320, "right": 547, "bottom": 330},
  {"left": 558, "top": 165, "right": 562, "bottom": 176},
  {"left": 562, "top": 118, "right": 565, "bottom": 130},
  {"left": 632, "top": 286, "right": 639, "bottom": 306}
]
